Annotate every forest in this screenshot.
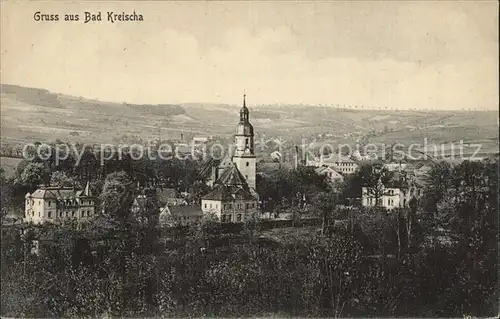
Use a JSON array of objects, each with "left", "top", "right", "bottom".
[{"left": 0, "top": 144, "right": 498, "bottom": 317}]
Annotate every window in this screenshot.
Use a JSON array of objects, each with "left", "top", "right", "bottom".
[
  {"left": 210, "top": 203, "right": 212, "bottom": 209},
  {"left": 237, "top": 214, "right": 242, "bottom": 222},
  {"left": 246, "top": 203, "right": 249, "bottom": 209},
  {"left": 72, "top": 211, "right": 75, "bottom": 217},
  {"left": 204, "top": 203, "right": 207, "bottom": 208},
  {"left": 246, "top": 162, "right": 249, "bottom": 167},
  {"left": 48, "top": 212, "right": 52, "bottom": 218},
  {"left": 227, "top": 215, "right": 232, "bottom": 222},
  {"left": 48, "top": 201, "right": 51, "bottom": 207},
  {"left": 59, "top": 212, "right": 62, "bottom": 217},
  {"left": 229, "top": 204, "right": 232, "bottom": 209}
]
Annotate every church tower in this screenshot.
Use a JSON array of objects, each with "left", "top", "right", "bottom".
[{"left": 232, "top": 94, "right": 256, "bottom": 189}]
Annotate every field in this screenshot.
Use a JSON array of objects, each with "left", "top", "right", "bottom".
[{"left": 0, "top": 84, "right": 498, "bottom": 157}]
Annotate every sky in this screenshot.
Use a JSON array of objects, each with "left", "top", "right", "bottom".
[{"left": 1, "top": 1, "right": 498, "bottom": 110}]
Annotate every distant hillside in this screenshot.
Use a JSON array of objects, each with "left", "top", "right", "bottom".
[{"left": 0, "top": 84, "right": 498, "bottom": 155}]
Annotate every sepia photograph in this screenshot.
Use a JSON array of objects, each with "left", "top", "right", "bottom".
[{"left": 0, "top": 0, "right": 498, "bottom": 317}]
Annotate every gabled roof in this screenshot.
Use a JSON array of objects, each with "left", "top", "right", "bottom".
[
  {"left": 315, "top": 166, "right": 343, "bottom": 175},
  {"left": 132, "top": 194, "right": 161, "bottom": 214},
  {"left": 216, "top": 163, "right": 247, "bottom": 186},
  {"left": 165, "top": 205, "right": 203, "bottom": 217}
]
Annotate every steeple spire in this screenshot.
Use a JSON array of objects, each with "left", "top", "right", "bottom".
[{"left": 240, "top": 93, "right": 249, "bottom": 123}]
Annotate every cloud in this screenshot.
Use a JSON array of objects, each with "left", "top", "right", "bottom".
[{"left": 1, "top": 1, "right": 497, "bottom": 110}]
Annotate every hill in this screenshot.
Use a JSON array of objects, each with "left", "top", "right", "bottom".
[{"left": 0, "top": 84, "right": 498, "bottom": 156}]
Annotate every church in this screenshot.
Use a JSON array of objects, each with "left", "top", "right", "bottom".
[{"left": 200, "top": 95, "right": 259, "bottom": 223}]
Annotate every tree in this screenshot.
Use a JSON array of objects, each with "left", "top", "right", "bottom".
[
  {"left": 100, "top": 171, "right": 134, "bottom": 222},
  {"left": 50, "top": 171, "right": 81, "bottom": 188},
  {"left": 17, "top": 162, "right": 45, "bottom": 189},
  {"left": 422, "top": 162, "right": 452, "bottom": 214},
  {"left": 308, "top": 234, "right": 362, "bottom": 317},
  {"left": 314, "top": 191, "right": 339, "bottom": 235},
  {"left": 356, "top": 208, "right": 389, "bottom": 255},
  {"left": 361, "top": 165, "right": 394, "bottom": 208}
]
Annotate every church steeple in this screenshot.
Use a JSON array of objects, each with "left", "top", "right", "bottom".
[
  {"left": 232, "top": 94, "right": 256, "bottom": 190},
  {"left": 240, "top": 94, "right": 249, "bottom": 123}
]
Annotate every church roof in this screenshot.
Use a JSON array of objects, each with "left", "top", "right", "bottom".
[
  {"left": 216, "top": 162, "right": 247, "bottom": 186},
  {"left": 198, "top": 157, "right": 222, "bottom": 179}
]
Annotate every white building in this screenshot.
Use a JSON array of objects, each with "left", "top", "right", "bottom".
[
  {"left": 307, "top": 154, "right": 359, "bottom": 175},
  {"left": 25, "top": 182, "right": 96, "bottom": 224},
  {"left": 361, "top": 175, "right": 423, "bottom": 211},
  {"left": 192, "top": 136, "right": 209, "bottom": 144}
]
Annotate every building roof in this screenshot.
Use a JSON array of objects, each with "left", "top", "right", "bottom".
[
  {"left": 165, "top": 205, "right": 203, "bottom": 218},
  {"left": 29, "top": 185, "right": 94, "bottom": 200},
  {"left": 198, "top": 157, "right": 222, "bottom": 179},
  {"left": 315, "top": 166, "right": 342, "bottom": 174},
  {"left": 202, "top": 184, "right": 256, "bottom": 201},
  {"left": 216, "top": 163, "right": 247, "bottom": 186}
]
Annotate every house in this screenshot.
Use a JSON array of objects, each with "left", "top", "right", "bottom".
[
  {"left": 24, "top": 182, "right": 96, "bottom": 224},
  {"left": 307, "top": 154, "right": 359, "bottom": 175},
  {"left": 361, "top": 173, "right": 423, "bottom": 211},
  {"left": 200, "top": 95, "right": 259, "bottom": 223},
  {"left": 159, "top": 205, "right": 203, "bottom": 226},
  {"left": 192, "top": 136, "right": 209, "bottom": 144},
  {"left": 130, "top": 187, "right": 161, "bottom": 225},
  {"left": 315, "top": 166, "right": 344, "bottom": 186}
]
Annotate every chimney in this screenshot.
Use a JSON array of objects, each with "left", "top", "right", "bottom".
[
  {"left": 294, "top": 146, "right": 299, "bottom": 169},
  {"left": 211, "top": 165, "right": 216, "bottom": 186}
]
